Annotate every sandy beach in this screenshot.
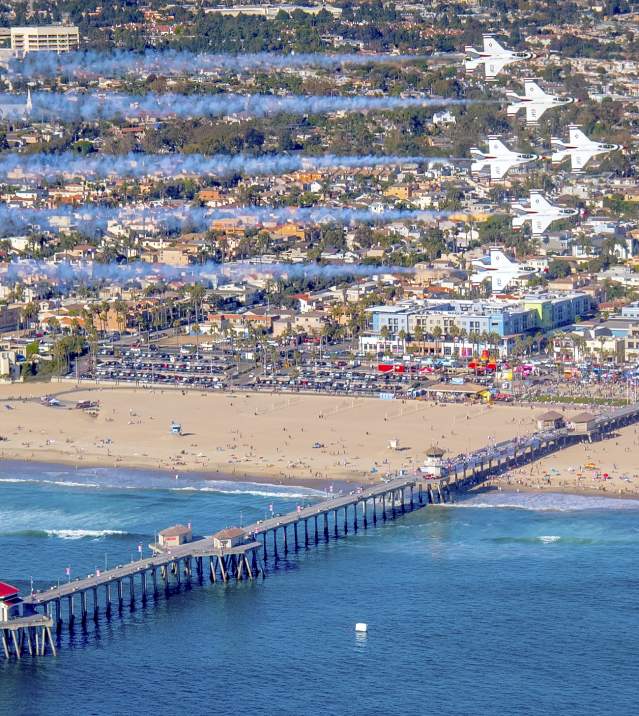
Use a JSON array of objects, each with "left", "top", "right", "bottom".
[
  {"left": 0, "top": 383, "right": 542, "bottom": 484},
  {"left": 0, "top": 383, "right": 636, "bottom": 496},
  {"left": 484, "top": 422, "right": 639, "bottom": 498}
]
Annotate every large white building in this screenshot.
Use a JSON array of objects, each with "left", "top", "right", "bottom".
[{"left": 10, "top": 25, "right": 79, "bottom": 55}]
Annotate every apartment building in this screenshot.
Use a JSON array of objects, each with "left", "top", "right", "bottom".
[{"left": 10, "top": 25, "right": 79, "bottom": 55}]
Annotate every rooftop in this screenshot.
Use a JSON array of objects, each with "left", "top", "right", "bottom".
[
  {"left": 0, "top": 581, "right": 19, "bottom": 600},
  {"left": 213, "top": 527, "right": 245, "bottom": 540},
  {"left": 159, "top": 524, "right": 191, "bottom": 537}
]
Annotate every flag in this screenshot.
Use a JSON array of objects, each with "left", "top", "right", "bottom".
[
  {"left": 65, "top": 567, "right": 70, "bottom": 576},
  {"left": 137, "top": 544, "right": 142, "bottom": 553},
  {"left": 269, "top": 503, "right": 273, "bottom": 512}
]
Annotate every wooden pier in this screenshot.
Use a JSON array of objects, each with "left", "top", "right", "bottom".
[
  {"left": 1, "top": 614, "right": 56, "bottom": 659},
  {"left": 3, "top": 477, "right": 418, "bottom": 659},
  {"left": 415, "top": 401, "right": 639, "bottom": 496},
  {"left": 7, "top": 401, "right": 639, "bottom": 660},
  {"left": 243, "top": 478, "right": 419, "bottom": 561}
]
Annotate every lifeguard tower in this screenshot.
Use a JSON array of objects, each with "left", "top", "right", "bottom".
[{"left": 423, "top": 446, "right": 446, "bottom": 477}]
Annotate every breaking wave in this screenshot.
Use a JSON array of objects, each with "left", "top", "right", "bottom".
[
  {"left": 169, "top": 482, "right": 327, "bottom": 499},
  {"left": 1, "top": 529, "right": 131, "bottom": 540},
  {"left": 453, "top": 491, "right": 639, "bottom": 512}
]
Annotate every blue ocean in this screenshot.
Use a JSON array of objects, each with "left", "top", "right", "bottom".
[{"left": 1, "top": 461, "right": 638, "bottom": 716}]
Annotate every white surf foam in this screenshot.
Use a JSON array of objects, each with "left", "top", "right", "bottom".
[
  {"left": 169, "top": 483, "right": 327, "bottom": 499},
  {"left": 454, "top": 491, "right": 639, "bottom": 512},
  {"left": 44, "top": 529, "right": 128, "bottom": 540}
]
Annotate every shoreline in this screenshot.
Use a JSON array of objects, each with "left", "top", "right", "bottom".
[
  {"left": 0, "top": 457, "right": 355, "bottom": 494},
  {"left": 1, "top": 383, "right": 638, "bottom": 499},
  {"left": 469, "top": 483, "right": 639, "bottom": 502},
  {"left": 3, "top": 453, "right": 639, "bottom": 502}
]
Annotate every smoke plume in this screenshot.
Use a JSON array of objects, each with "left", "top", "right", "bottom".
[
  {"left": 0, "top": 151, "right": 453, "bottom": 180},
  {"left": 9, "top": 49, "right": 461, "bottom": 78},
  {"left": 8, "top": 91, "right": 475, "bottom": 122}
]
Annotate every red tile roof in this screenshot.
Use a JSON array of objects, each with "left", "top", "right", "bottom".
[{"left": 0, "top": 581, "right": 19, "bottom": 599}]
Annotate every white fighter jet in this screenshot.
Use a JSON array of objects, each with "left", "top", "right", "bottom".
[
  {"left": 511, "top": 191, "right": 579, "bottom": 235},
  {"left": 507, "top": 80, "right": 574, "bottom": 124},
  {"left": 470, "top": 137, "right": 538, "bottom": 179},
  {"left": 470, "top": 247, "right": 539, "bottom": 292},
  {"left": 550, "top": 125, "right": 620, "bottom": 172},
  {"left": 464, "top": 35, "right": 532, "bottom": 79}
]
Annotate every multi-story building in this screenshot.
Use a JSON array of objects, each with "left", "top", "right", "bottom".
[
  {"left": 10, "top": 25, "right": 79, "bottom": 55},
  {"left": 361, "top": 293, "right": 593, "bottom": 356},
  {"left": 522, "top": 292, "right": 593, "bottom": 330}
]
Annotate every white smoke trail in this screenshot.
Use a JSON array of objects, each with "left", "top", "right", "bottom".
[
  {"left": 0, "top": 151, "right": 454, "bottom": 180},
  {"left": 10, "top": 49, "right": 462, "bottom": 79},
  {"left": 0, "top": 204, "right": 456, "bottom": 236},
  {"left": 5, "top": 258, "right": 416, "bottom": 285},
  {"left": 11, "top": 91, "right": 477, "bottom": 122}
]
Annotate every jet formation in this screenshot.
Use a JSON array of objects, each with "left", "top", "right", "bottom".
[{"left": 462, "top": 35, "right": 621, "bottom": 236}]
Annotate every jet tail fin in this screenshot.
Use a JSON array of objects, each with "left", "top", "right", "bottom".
[
  {"left": 568, "top": 126, "right": 589, "bottom": 145},
  {"left": 483, "top": 35, "right": 505, "bottom": 53},
  {"left": 489, "top": 248, "right": 515, "bottom": 268},
  {"left": 488, "top": 138, "right": 508, "bottom": 156},
  {"left": 524, "top": 80, "right": 546, "bottom": 99},
  {"left": 530, "top": 192, "right": 553, "bottom": 212}
]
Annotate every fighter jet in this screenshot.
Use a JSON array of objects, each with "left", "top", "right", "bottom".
[
  {"left": 470, "top": 247, "right": 540, "bottom": 292},
  {"left": 550, "top": 125, "right": 619, "bottom": 172},
  {"left": 511, "top": 191, "right": 579, "bottom": 235},
  {"left": 464, "top": 35, "right": 532, "bottom": 79},
  {"left": 507, "top": 80, "right": 574, "bottom": 124},
  {"left": 470, "top": 137, "right": 538, "bottom": 179}
]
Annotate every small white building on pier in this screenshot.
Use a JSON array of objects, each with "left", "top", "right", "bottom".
[
  {"left": 159, "top": 524, "right": 192, "bottom": 548},
  {"left": 212, "top": 528, "right": 246, "bottom": 550}
]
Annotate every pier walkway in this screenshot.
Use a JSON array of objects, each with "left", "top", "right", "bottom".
[
  {"left": 8, "top": 401, "right": 639, "bottom": 659},
  {"left": 12, "top": 477, "right": 417, "bottom": 655},
  {"left": 419, "top": 400, "right": 639, "bottom": 496}
]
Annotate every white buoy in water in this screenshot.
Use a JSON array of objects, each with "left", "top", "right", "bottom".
[{"left": 355, "top": 623, "right": 368, "bottom": 633}]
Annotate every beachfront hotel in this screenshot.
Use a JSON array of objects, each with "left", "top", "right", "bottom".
[{"left": 360, "top": 293, "right": 594, "bottom": 357}]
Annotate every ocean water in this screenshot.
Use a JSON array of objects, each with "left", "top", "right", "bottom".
[{"left": 1, "top": 462, "right": 638, "bottom": 716}]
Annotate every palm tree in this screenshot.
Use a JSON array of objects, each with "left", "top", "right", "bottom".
[
  {"left": 379, "top": 325, "right": 390, "bottom": 351},
  {"left": 432, "top": 325, "right": 443, "bottom": 356},
  {"left": 113, "top": 299, "right": 127, "bottom": 334},
  {"left": 398, "top": 328, "right": 407, "bottom": 352},
  {"left": 20, "top": 301, "right": 39, "bottom": 333},
  {"left": 173, "top": 319, "right": 181, "bottom": 349},
  {"left": 486, "top": 332, "right": 500, "bottom": 357},
  {"left": 188, "top": 284, "right": 206, "bottom": 325},
  {"left": 414, "top": 325, "right": 424, "bottom": 355}
]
